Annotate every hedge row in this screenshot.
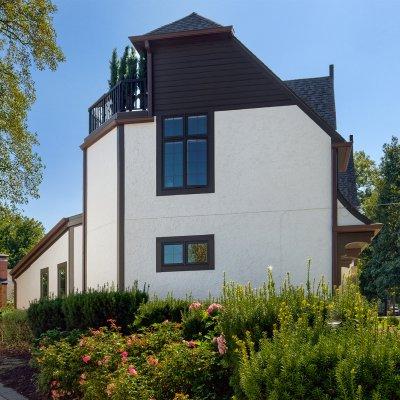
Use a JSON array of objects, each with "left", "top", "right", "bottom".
[{"left": 27, "top": 285, "right": 148, "bottom": 337}]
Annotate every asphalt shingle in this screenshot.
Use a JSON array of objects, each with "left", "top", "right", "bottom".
[{"left": 145, "top": 12, "right": 222, "bottom": 36}]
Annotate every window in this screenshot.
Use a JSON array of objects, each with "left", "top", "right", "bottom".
[
  {"left": 156, "top": 235, "right": 214, "bottom": 272},
  {"left": 157, "top": 113, "right": 214, "bottom": 195},
  {"left": 40, "top": 267, "right": 49, "bottom": 299},
  {"left": 57, "top": 262, "right": 67, "bottom": 297}
]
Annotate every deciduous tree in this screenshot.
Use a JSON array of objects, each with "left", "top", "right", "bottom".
[{"left": 0, "top": 0, "right": 65, "bottom": 207}]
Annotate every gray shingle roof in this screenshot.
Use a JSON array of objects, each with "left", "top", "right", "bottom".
[
  {"left": 285, "top": 73, "right": 359, "bottom": 208},
  {"left": 146, "top": 12, "right": 222, "bottom": 36},
  {"left": 285, "top": 76, "right": 337, "bottom": 130}
]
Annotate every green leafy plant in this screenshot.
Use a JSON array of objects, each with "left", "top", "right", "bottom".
[{"left": 0, "top": 306, "right": 33, "bottom": 350}]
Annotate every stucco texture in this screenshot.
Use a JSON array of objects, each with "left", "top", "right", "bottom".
[{"left": 123, "top": 106, "right": 332, "bottom": 298}]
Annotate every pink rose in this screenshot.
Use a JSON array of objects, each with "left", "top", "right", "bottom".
[
  {"left": 215, "top": 334, "right": 228, "bottom": 355},
  {"left": 128, "top": 365, "right": 138, "bottom": 376},
  {"left": 207, "top": 303, "right": 223, "bottom": 315},
  {"left": 189, "top": 301, "right": 202, "bottom": 311},
  {"left": 82, "top": 355, "right": 91, "bottom": 364},
  {"left": 120, "top": 351, "right": 128, "bottom": 358},
  {"left": 186, "top": 340, "right": 197, "bottom": 348},
  {"left": 147, "top": 356, "right": 159, "bottom": 366}
]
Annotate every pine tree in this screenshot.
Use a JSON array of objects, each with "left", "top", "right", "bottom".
[
  {"left": 126, "top": 47, "right": 137, "bottom": 79},
  {"left": 108, "top": 48, "right": 119, "bottom": 88},
  {"left": 118, "top": 46, "right": 130, "bottom": 81}
]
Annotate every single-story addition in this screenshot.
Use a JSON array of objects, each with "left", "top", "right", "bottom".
[{"left": 10, "top": 13, "right": 382, "bottom": 308}]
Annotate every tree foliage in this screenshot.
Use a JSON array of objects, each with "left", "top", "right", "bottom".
[
  {"left": 358, "top": 136, "right": 400, "bottom": 302},
  {"left": 0, "top": 0, "right": 65, "bottom": 207},
  {"left": 108, "top": 48, "right": 119, "bottom": 88},
  {"left": 0, "top": 206, "right": 44, "bottom": 269}
]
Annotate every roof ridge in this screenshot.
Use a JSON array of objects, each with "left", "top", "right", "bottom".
[
  {"left": 285, "top": 75, "right": 331, "bottom": 82},
  {"left": 145, "top": 12, "right": 222, "bottom": 36}
]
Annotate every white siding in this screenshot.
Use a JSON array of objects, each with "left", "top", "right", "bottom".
[
  {"left": 123, "top": 105, "right": 332, "bottom": 298},
  {"left": 73, "top": 225, "right": 83, "bottom": 291},
  {"left": 337, "top": 200, "right": 365, "bottom": 226},
  {"left": 86, "top": 128, "right": 118, "bottom": 289},
  {"left": 15, "top": 231, "right": 68, "bottom": 309}
]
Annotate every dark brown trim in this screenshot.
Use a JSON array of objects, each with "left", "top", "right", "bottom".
[
  {"left": 156, "top": 235, "right": 215, "bottom": 272},
  {"left": 80, "top": 112, "right": 154, "bottom": 150},
  {"left": 57, "top": 262, "right": 67, "bottom": 297},
  {"left": 10, "top": 215, "right": 82, "bottom": 279},
  {"left": 83, "top": 149, "right": 87, "bottom": 291},
  {"left": 332, "top": 142, "right": 352, "bottom": 172},
  {"left": 68, "top": 227, "right": 74, "bottom": 293},
  {"left": 130, "top": 26, "right": 233, "bottom": 49},
  {"left": 13, "top": 278, "right": 17, "bottom": 308},
  {"left": 67, "top": 214, "right": 83, "bottom": 227},
  {"left": 156, "top": 112, "right": 215, "bottom": 196},
  {"left": 337, "top": 190, "right": 373, "bottom": 225},
  {"left": 332, "top": 147, "right": 339, "bottom": 288},
  {"left": 40, "top": 267, "right": 49, "bottom": 299},
  {"left": 117, "top": 125, "right": 125, "bottom": 290},
  {"left": 146, "top": 41, "right": 153, "bottom": 116},
  {"left": 335, "top": 224, "right": 383, "bottom": 234}
]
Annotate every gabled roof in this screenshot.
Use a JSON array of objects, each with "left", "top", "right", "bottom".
[
  {"left": 10, "top": 213, "right": 82, "bottom": 279},
  {"left": 145, "top": 12, "right": 222, "bottom": 36}
]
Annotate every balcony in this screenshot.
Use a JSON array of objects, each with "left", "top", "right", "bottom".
[{"left": 88, "top": 78, "right": 147, "bottom": 133}]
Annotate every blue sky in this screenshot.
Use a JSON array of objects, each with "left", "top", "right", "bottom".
[{"left": 24, "top": 0, "right": 399, "bottom": 230}]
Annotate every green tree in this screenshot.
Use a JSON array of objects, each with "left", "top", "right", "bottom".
[
  {"left": 118, "top": 46, "right": 130, "bottom": 81},
  {"left": 138, "top": 52, "right": 147, "bottom": 79},
  {"left": 108, "top": 48, "right": 119, "bottom": 88},
  {"left": 126, "top": 48, "right": 137, "bottom": 80},
  {"left": 0, "top": 207, "right": 45, "bottom": 269},
  {"left": 0, "top": 0, "right": 65, "bottom": 207},
  {"left": 359, "top": 136, "right": 400, "bottom": 304}
]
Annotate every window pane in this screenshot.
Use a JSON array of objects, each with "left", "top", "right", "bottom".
[
  {"left": 188, "top": 115, "right": 207, "bottom": 136},
  {"left": 41, "top": 270, "right": 48, "bottom": 298},
  {"left": 163, "top": 244, "right": 183, "bottom": 264},
  {"left": 187, "top": 243, "right": 208, "bottom": 264},
  {"left": 59, "top": 266, "right": 66, "bottom": 297},
  {"left": 187, "top": 140, "right": 207, "bottom": 186},
  {"left": 164, "top": 117, "right": 183, "bottom": 137},
  {"left": 164, "top": 142, "right": 183, "bottom": 188}
]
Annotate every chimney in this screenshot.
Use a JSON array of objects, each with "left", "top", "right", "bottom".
[
  {"left": 0, "top": 254, "right": 8, "bottom": 308},
  {"left": 329, "top": 64, "right": 334, "bottom": 80}
]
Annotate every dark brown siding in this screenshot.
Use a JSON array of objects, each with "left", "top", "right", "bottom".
[{"left": 152, "top": 35, "right": 295, "bottom": 115}]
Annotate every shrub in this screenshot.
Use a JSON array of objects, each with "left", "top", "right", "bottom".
[
  {"left": 27, "top": 296, "right": 65, "bottom": 337},
  {"left": 0, "top": 306, "right": 33, "bottom": 350},
  {"left": 133, "top": 295, "right": 191, "bottom": 329},
  {"left": 27, "top": 285, "right": 148, "bottom": 337},
  {"left": 34, "top": 320, "right": 231, "bottom": 400}
]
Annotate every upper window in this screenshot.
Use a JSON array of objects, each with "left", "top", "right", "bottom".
[
  {"left": 40, "top": 267, "right": 49, "bottom": 299},
  {"left": 156, "top": 235, "right": 215, "bottom": 272},
  {"left": 57, "top": 262, "right": 67, "bottom": 297},
  {"left": 157, "top": 113, "right": 214, "bottom": 196}
]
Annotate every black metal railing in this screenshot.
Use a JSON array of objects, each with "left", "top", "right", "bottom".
[{"left": 88, "top": 78, "right": 147, "bottom": 133}]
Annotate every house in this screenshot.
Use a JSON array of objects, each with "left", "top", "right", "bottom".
[{"left": 10, "top": 13, "right": 382, "bottom": 308}]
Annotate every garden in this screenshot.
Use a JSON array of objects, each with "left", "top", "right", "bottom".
[{"left": 1, "top": 271, "right": 400, "bottom": 400}]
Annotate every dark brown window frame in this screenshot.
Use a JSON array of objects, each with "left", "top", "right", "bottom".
[
  {"left": 40, "top": 267, "right": 49, "bottom": 299},
  {"left": 156, "top": 112, "right": 215, "bottom": 196},
  {"left": 57, "top": 262, "right": 67, "bottom": 297},
  {"left": 156, "top": 235, "right": 215, "bottom": 272}
]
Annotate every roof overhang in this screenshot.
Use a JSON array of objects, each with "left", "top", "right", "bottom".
[
  {"left": 332, "top": 141, "right": 352, "bottom": 172},
  {"left": 10, "top": 214, "right": 83, "bottom": 279},
  {"left": 130, "top": 26, "right": 234, "bottom": 51}
]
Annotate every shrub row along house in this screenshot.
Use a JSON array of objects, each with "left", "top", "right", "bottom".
[{"left": 10, "top": 13, "right": 381, "bottom": 308}]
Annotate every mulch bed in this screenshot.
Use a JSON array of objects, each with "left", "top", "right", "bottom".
[{"left": 0, "top": 350, "right": 47, "bottom": 400}]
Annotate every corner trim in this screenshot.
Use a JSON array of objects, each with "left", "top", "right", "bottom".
[
  {"left": 83, "top": 149, "right": 87, "bottom": 291},
  {"left": 117, "top": 125, "right": 125, "bottom": 290},
  {"left": 68, "top": 227, "right": 74, "bottom": 293}
]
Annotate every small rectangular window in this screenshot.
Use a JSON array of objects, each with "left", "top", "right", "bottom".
[
  {"left": 40, "top": 267, "right": 49, "bottom": 299},
  {"left": 156, "top": 235, "right": 214, "bottom": 272},
  {"left": 57, "top": 262, "right": 67, "bottom": 297},
  {"left": 157, "top": 113, "right": 214, "bottom": 196}
]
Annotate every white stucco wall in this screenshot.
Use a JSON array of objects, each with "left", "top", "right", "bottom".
[
  {"left": 73, "top": 225, "right": 83, "bottom": 291},
  {"left": 123, "top": 105, "right": 332, "bottom": 298},
  {"left": 337, "top": 200, "right": 364, "bottom": 226},
  {"left": 15, "top": 231, "right": 68, "bottom": 309},
  {"left": 86, "top": 128, "right": 118, "bottom": 289}
]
